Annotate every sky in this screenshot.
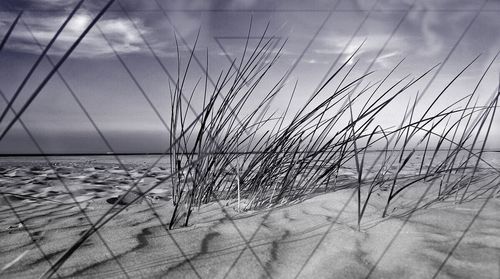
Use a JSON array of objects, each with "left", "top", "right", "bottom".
[{"left": 0, "top": 0, "right": 499, "bottom": 154}]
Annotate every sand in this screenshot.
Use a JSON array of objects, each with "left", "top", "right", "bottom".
[{"left": 0, "top": 156, "right": 499, "bottom": 278}]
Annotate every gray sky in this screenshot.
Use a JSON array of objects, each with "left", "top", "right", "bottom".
[{"left": 0, "top": 0, "right": 499, "bottom": 154}]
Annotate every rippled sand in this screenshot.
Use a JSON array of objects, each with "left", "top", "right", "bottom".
[{"left": 0, "top": 156, "right": 499, "bottom": 278}]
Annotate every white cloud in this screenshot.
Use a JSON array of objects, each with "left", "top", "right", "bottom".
[
  {"left": 375, "top": 51, "right": 400, "bottom": 68},
  {"left": 3, "top": 11, "right": 154, "bottom": 58},
  {"left": 314, "top": 32, "right": 411, "bottom": 68}
]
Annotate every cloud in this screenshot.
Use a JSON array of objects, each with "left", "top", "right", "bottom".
[
  {"left": 0, "top": 0, "right": 204, "bottom": 58},
  {"left": 1, "top": 0, "right": 495, "bottom": 64},
  {"left": 303, "top": 58, "right": 329, "bottom": 65},
  {"left": 407, "top": 2, "right": 447, "bottom": 57},
  {"left": 1, "top": 11, "right": 155, "bottom": 58},
  {"left": 374, "top": 51, "right": 400, "bottom": 68},
  {"left": 405, "top": 0, "right": 485, "bottom": 57},
  {"left": 311, "top": 0, "right": 493, "bottom": 67},
  {"left": 315, "top": 34, "right": 406, "bottom": 68}
]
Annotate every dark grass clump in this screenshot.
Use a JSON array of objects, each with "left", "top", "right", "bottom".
[{"left": 166, "top": 26, "right": 499, "bottom": 233}]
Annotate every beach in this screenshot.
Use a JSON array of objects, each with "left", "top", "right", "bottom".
[{"left": 0, "top": 154, "right": 498, "bottom": 278}]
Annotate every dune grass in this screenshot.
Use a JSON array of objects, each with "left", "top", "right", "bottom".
[{"left": 164, "top": 31, "right": 499, "bottom": 232}]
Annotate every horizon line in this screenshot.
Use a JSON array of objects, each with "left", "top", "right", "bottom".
[{"left": 0, "top": 149, "right": 499, "bottom": 157}]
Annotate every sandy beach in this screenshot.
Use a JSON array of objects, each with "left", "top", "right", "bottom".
[{"left": 1, "top": 155, "right": 498, "bottom": 278}]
